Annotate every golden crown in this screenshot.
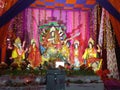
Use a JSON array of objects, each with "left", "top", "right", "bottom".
[
  {"left": 74, "top": 40, "right": 79, "bottom": 45},
  {"left": 15, "top": 37, "right": 21, "bottom": 44},
  {"left": 88, "top": 38, "right": 94, "bottom": 45},
  {"left": 31, "top": 39, "right": 36, "bottom": 44}
]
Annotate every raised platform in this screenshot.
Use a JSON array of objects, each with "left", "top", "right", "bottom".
[
  {"left": 66, "top": 75, "right": 102, "bottom": 83},
  {"left": 0, "top": 75, "right": 104, "bottom": 90},
  {"left": 0, "top": 83, "right": 104, "bottom": 90}
]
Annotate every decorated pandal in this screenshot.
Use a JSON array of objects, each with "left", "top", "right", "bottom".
[
  {"left": 0, "top": 0, "right": 120, "bottom": 89},
  {"left": 0, "top": 21, "right": 119, "bottom": 90},
  {"left": 4, "top": 21, "right": 102, "bottom": 72}
]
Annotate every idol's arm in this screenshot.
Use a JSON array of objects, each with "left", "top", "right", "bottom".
[{"left": 22, "top": 41, "right": 26, "bottom": 48}]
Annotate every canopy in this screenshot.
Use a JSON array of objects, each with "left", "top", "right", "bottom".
[
  {"left": 0, "top": 0, "right": 120, "bottom": 28},
  {"left": 30, "top": 0, "right": 96, "bottom": 10}
]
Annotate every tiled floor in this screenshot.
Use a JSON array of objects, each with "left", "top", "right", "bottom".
[{"left": 0, "top": 83, "right": 104, "bottom": 90}]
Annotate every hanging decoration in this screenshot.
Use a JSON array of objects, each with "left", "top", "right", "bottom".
[
  {"left": 92, "top": 5, "right": 97, "bottom": 44},
  {"left": 59, "top": 9, "right": 62, "bottom": 21},
  {"left": 98, "top": 8, "right": 119, "bottom": 79},
  {"left": 44, "top": 9, "right": 46, "bottom": 22},
  {"left": 27, "top": 8, "right": 33, "bottom": 44},
  {"left": 106, "top": 10, "right": 119, "bottom": 80},
  {"left": 97, "top": 4, "right": 102, "bottom": 38},
  {"left": 65, "top": 10, "right": 67, "bottom": 24},
  {"left": 103, "top": 13, "right": 107, "bottom": 49},
  {"left": 78, "top": 10, "right": 81, "bottom": 29},
  {"left": 89, "top": 10, "right": 93, "bottom": 38},
  {"left": 98, "top": 8, "right": 105, "bottom": 48},
  {"left": 12, "top": 12, "right": 24, "bottom": 40},
  {"left": 31, "top": 9, "right": 34, "bottom": 39},
  {"left": 73, "top": 10, "right": 75, "bottom": 29}
]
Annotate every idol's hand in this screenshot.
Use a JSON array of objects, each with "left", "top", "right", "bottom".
[
  {"left": 25, "top": 48, "right": 28, "bottom": 53},
  {"left": 9, "top": 57, "right": 12, "bottom": 60},
  {"left": 22, "top": 41, "right": 26, "bottom": 48},
  {"left": 97, "top": 44, "right": 100, "bottom": 48},
  {"left": 23, "top": 41, "right": 26, "bottom": 44},
  {"left": 97, "top": 44, "right": 101, "bottom": 52}
]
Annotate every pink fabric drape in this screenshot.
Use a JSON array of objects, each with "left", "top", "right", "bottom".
[{"left": 25, "top": 8, "right": 90, "bottom": 65}]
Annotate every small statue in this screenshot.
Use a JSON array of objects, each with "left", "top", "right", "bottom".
[
  {"left": 28, "top": 39, "right": 41, "bottom": 68},
  {"left": 11, "top": 37, "right": 25, "bottom": 67},
  {"left": 82, "top": 38, "right": 101, "bottom": 71},
  {"left": 74, "top": 40, "right": 80, "bottom": 68}
]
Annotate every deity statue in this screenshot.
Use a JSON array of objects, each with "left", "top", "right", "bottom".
[
  {"left": 48, "top": 26, "right": 61, "bottom": 45},
  {"left": 74, "top": 40, "right": 80, "bottom": 68},
  {"left": 82, "top": 38, "right": 102, "bottom": 71},
  {"left": 11, "top": 37, "right": 25, "bottom": 67},
  {"left": 28, "top": 39, "right": 41, "bottom": 68},
  {"left": 60, "top": 41, "right": 70, "bottom": 62}
]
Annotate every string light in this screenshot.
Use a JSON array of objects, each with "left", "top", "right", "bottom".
[{"left": 89, "top": 9, "right": 93, "bottom": 38}]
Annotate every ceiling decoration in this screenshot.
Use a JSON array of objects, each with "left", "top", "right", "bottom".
[
  {"left": 97, "top": 0, "right": 120, "bottom": 21},
  {"left": 30, "top": 0, "right": 96, "bottom": 10},
  {"left": 0, "top": 0, "right": 119, "bottom": 28}
]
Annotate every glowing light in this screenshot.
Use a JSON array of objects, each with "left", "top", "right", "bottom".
[{"left": 55, "top": 61, "right": 64, "bottom": 68}]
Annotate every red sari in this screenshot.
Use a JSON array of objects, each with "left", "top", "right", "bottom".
[{"left": 28, "top": 45, "right": 41, "bottom": 68}]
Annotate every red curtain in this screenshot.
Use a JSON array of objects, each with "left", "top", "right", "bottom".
[
  {"left": 108, "top": 0, "right": 120, "bottom": 13},
  {"left": 110, "top": 15, "right": 120, "bottom": 46},
  {"left": 108, "top": 0, "right": 120, "bottom": 46},
  {"left": 0, "top": 0, "right": 17, "bottom": 16},
  {"left": 0, "top": 0, "right": 17, "bottom": 62}
]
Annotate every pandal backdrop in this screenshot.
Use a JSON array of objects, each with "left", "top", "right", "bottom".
[{"left": 9, "top": 8, "right": 90, "bottom": 64}]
